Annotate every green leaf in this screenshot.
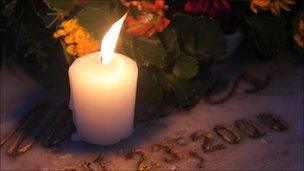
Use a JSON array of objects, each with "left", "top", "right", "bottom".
[
  {"left": 158, "top": 27, "right": 178, "bottom": 49},
  {"left": 193, "top": 18, "right": 227, "bottom": 58},
  {"left": 173, "top": 56, "right": 198, "bottom": 79},
  {"left": 44, "top": 0, "right": 77, "bottom": 14},
  {"left": 276, "top": 45, "right": 303, "bottom": 63},
  {"left": 76, "top": 6, "right": 108, "bottom": 40},
  {"left": 183, "top": 36, "right": 195, "bottom": 55},
  {"left": 45, "top": 1, "right": 120, "bottom": 40},
  {"left": 76, "top": 2, "right": 125, "bottom": 40},
  {"left": 2, "top": 0, "right": 17, "bottom": 17},
  {"left": 137, "top": 67, "right": 163, "bottom": 105},
  {"left": 133, "top": 36, "right": 166, "bottom": 68},
  {"left": 244, "top": 14, "right": 288, "bottom": 57},
  {"left": 159, "top": 27, "right": 181, "bottom": 58},
  {"left": 135, "top": 67, "right": 164, "bottom": 121},
  {"left": 171, "top": 14, "right": 197, "bottom": 55},
  {"left": 171, "top": 13, "right": 195, "bottom": 38},
  {"left": 158, "top": 71, "right": 202, "bottom": 104}
]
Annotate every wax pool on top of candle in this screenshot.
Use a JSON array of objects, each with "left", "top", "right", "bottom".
[{"left": 69, "top": 52, "right": 138, "bottom": 145}]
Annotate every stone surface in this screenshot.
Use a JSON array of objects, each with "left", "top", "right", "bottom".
[{"left": 1, "top": 60, "right": 303, "bottom": 170}]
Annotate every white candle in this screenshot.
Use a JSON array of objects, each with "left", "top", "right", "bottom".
[{"left": 69, "top": 14, "right": 138, "bottom": 145}]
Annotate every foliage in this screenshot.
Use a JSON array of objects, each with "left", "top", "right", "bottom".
[
  {"left": 244, "top": 14, "right": 288, "bottom": 58},
  {"left": 1, "top": 0, "right": 302, "bottom": 122},
  {"left": 193, "top": 18, "right": 228, "bottom": 58},
  {"left": 1, "top": 0, "right": 52, "bottom": 71},
  {"left": 171, "top": 14, "right": 228, "bottom": 58}
]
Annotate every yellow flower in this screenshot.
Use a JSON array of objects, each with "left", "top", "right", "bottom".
[
  {"left": 64, "top": 35, "right": 75, "bottom": 44},
  {"left": 66, "top": 45, "right": 76, "bottom": 56},
  {"left": 294, "top": 34, "right": 304, "bottom": 48},
  {"left": 75, "top": 39, "right": 100, "bottom": 57},
  {"left": 270, "top": 0, "right": 296, "bottom": 15},
  {"left": 250, "top": 0, "right": 271, "bottom": 13},
  {"left": 298, "top": 19, "right": 304, "bottom": 35},
  {"left": 293, "top": 10, "right": 304, "bottom": 48},
  {"left": 60, "top": 19, "right": 79, "bottom": 33},
  {"left": 87, "top": 40, "right": 100, "bottom": 52},
  {"left": 250, "top": 0, "right": 296, "bottom": 15},
  {"left": 53, "top": 29, "right": 67, "bottom": 38},
  {"left": 75, "top": 43, "right": 86, "bottom": 57},
  {"left": 53, "top": 18, "right": 100, "bottom": 58},
  {"left": 73, "top": 27, "right": 90, "bottom": 43}
]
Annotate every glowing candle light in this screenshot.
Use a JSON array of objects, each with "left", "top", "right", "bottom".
[
  {"left": 69, "top": 13, "right": 138, "bottom": 145},
  {"left": 100, "top": 14, "right": 126, "bottom": 65}
]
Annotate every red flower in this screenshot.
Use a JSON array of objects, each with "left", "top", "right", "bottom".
[
  {"left": 78, "top": 0, "right": 89, "bottom": 5},
  {"left": 124, "top": 0, "right": 170, "bottom": 37},
  {"left": 185, "top": 0, "right": 231, "bottom": 18}
]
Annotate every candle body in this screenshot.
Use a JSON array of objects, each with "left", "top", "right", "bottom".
[{"left": 69, "top": 52, "right": 138, "bottom": 145}]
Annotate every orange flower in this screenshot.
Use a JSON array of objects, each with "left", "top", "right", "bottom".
[
  {"left": 124, "top": 0, "right": 170, "bottom": 37},
  {"left": 185, "top": 0, "right": 231, "bottom": 17},
  {"left": 250, "top": 0, "right": 271, "bottom": 13},
  {"left": 53, "top": 19, "right": 100, "bottom": 57},
  {"left": 293, "top": 10, "right": 304, "bottom": 48},
  {"left": 250, "top": 0, "right": 296, "bottom": 15}
]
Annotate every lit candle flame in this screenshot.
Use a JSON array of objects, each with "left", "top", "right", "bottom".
[{"left": 100, "top": 13, "right": 127, "bottom": 65}]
